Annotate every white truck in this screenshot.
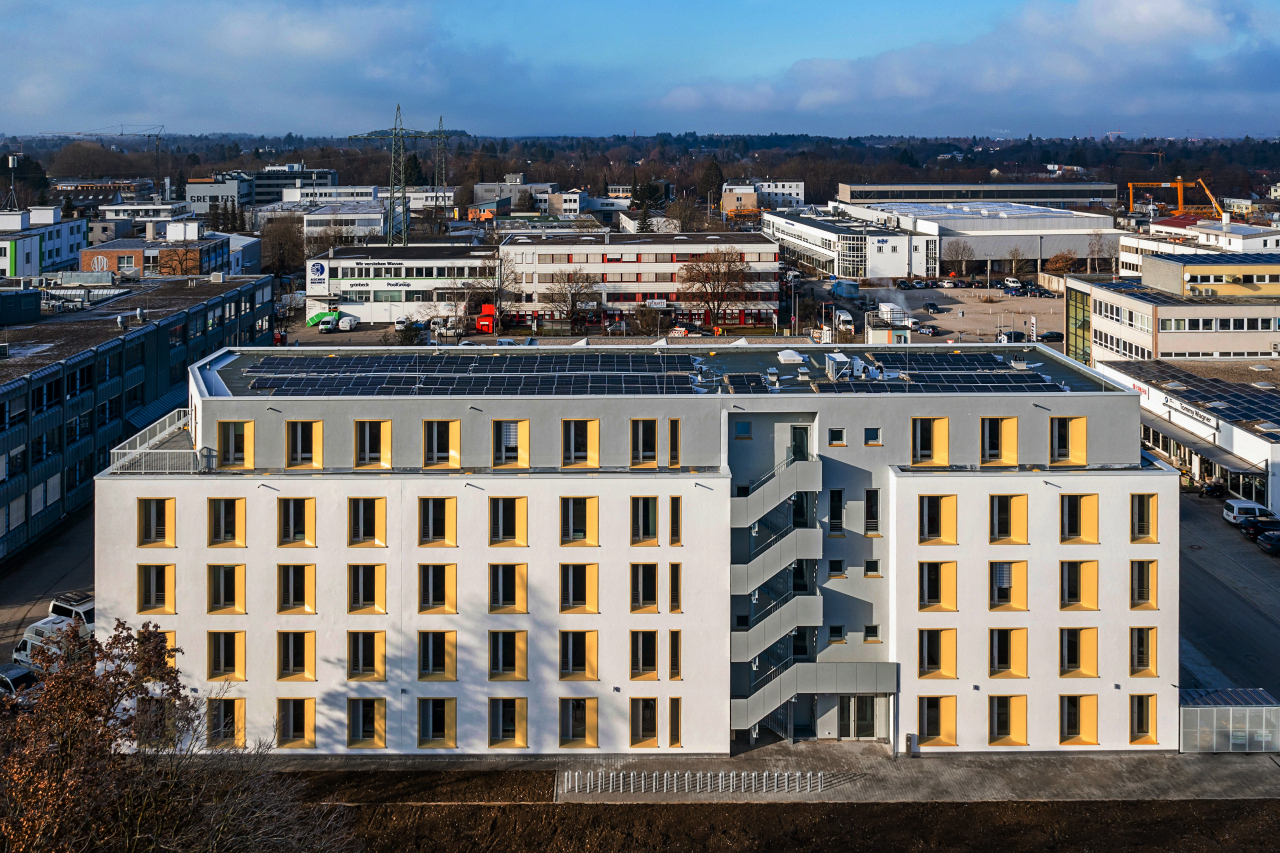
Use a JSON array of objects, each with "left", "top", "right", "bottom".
[{"left": 11, "top": 591, "right": 94, "bottom": 672}]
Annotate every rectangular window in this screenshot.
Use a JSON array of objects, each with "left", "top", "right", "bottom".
[
  {"left": 278, "top": 498, "right": 314, "bottom": 546},
  {"left": 286, "top": 421, "right": 321, "bottom": 468},
  {"left": 981, "top": 417, "right": 1017, "bottom": 465},
  {"left": 560, "top": 497, "right": 597, "bottom": 545},
  {"left": 278, "top": 564, "right": 314, "bottom": 614},
  {"left": 669, "top": 419, "right": 681, "bottom": 467},
  {"left": 354, "top": 420, "right": 390, "bottom": 468},
  {"left": 669, "top": 630, "right": 681, "bottom": 678},
  {"left": 828, "top": 427, "right": 846, "bottom": 445},
  {"left": 988, "top": 495, "right": 1027, "bottom": 544},
  {"left": 1060, "top": 561, "right": 1098, "bottom": 610},
  {"left": 988, "top": 695, "right": 1027, "bottom": 745},
  {"left": 561, "top": 419, "right": 597, "bottom": 467},
  {"left": 419, "top": 631, "right": 456, "bottom": 680},
  {"left": 1059, "top": 494, "right": 1098, "bottom": 543},
  {"left": 918, "top": 495, "right": 956, "bottom": 544},
  {"left": 138, "top": 564, "right": 174, "bottom": 614},
  {"left": 918, "top": 628, "right": 956, "bottom": 678},
  {"left": 560, "top": 563, "right": 598, "bottom": 613},
  {"left": 864, "top": 559, "right": 881, "bottom": 577},
  {"left": 829, "top": 625, "right": 846, "bottom": 644},
  {"left": 670, "top": 563, "right": 682, "bottom": 612},
  {"left": 864, "top": 489, "right": 879, "bottom": 534},
  {"left": 864, "top": 624, "right": 880, "bottom": 642},
  {"left": 1051, "top": 417, "right": 1086, "bottom": 465},
  {"left": 347, "top": 697, "right": 385, "bottom": 747},
  {"left": 630, "top": 697, "right": 658, "bottom": 747},
  {"left": 1130, "top": 560, "right": 1156, "bottom": 609},
  {"left": 1060, "top": 627, "right": 1098, "bottom": 677},
  {"left": 1059, "top": 695, "right": 1098, "bottom": 744},
  {"left": 348, "top": 631, "right": 385, "bottom": 680},
  {"left": 208, "top": 698, "right": 242, "bottom": 747},
  {"left": 829, "top": 489, "right": 844, "bottom": 533},
  {"left": 631, "top": 563, "right": 658, "bottom": 612},
  {"left": 489, "top": 630, "right": 527, "bottom": 680},
  {"left": 423, "top": 420, "right": 458, "bottom": 467},
  {"left": 277, "top": 698, "right": 314, "bottom": 748},
  {"left": 278, "top": 631, "right": 314, "bottom": 680},
  {"left": 828, "top": 559, "right": 845, "bottom": 577},
  {"left": 492, "top": 420, "right": 527, "bottom": 467},
  {"left": 1130, "top": 494, "right": 1157, "bottom": 542},
  {"left": 989, "top": 628, "right": 1028, "bottom": 678},
  {"left": 669, "top": 698, "right": 682, "bottom": 747},
  {"left": 418, "top": 697, "right": 456, "bottom": 748},
  {"left": 918, "top": 562, "right": 956, "bottom": 611},
  {"left": 419, "top": 563, "right": 456, "bottom": 614},
  {"left": 208, "top": 498, "right": 243, "bottom": 546},
  {"left": 138, "top": 498, "right": 175, "bottom": 547},
  {"left": 912, "top": 417, "right": 948, "bottom": 465},
  {"left": 347, "top": 563, "right": 385, "bottom": 614},
  {"left": 217, "top": 421, "right": 252, "bottom": 468},
  {"left": 207, "top": 564, "right": 243, "bottom": 613},
  {"left": 559, "top": 630, "right": 598, "bottom": 680},
  {"left": 349, "top": 497, "right": 385, "bottom": 546},
  {"left": 489, "top": 563, "right": 527, "bottom": 613},
  {"left": 489, "top": 697, "right": 526, "bottom": 747},
  {"left": 207, "top": 631, "right": 244, "bottom": 680},
  {"left": 1130, "top": 627, "right": 1157, "bottom": 676},
  {"left": 489, "top": 497, "right": 526, "bottom": 545},
  {"left": 630, "top": 496, "right": 658, "bottom": 544},
  {"left": 419, "top": 497, "right": 455, "bottom": 546},
  {"left": 863, "top": 427, "right": 880, "bottom": 445},
  {"left": 1130, "top": 694, "right": 1156, "bottom": 744},
  {"left": 630, "top": 630, "right": 658, "bottom": 679},
  {"left": 631, "top": 419, "right": 657, "bottom": 465},
  {"left": 669, "top": 496, "right": 682, "bottom": 545},
  {"left": 917, "top": 695, "right": 956, "bottom": 746}
]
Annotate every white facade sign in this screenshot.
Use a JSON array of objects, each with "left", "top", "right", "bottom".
[{"left": 306, "top": 261, "right": 329, "bottom": 295}]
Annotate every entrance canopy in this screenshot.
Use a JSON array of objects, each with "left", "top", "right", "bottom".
[{"left": 1140, "top": 412, "right": 1263, "bottom": 474}]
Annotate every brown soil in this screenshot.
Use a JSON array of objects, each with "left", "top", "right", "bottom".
[
  {"left": 347, "top": 800, "right": 1280, "bottom": 852},
  {"left": 290, "top": 769, "right": 555, "bottom": 804}
]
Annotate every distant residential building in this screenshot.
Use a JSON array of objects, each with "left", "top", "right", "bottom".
[
  {"left": 547, "top": 190, "right": 586, "bottom": 216},
  {"left": 50, "top": 187, "right": 121, "bottom": 217},
  {"left": 0, "top": 207, "right": 90, "bottom": 275},
  {"left": 721, "top": 185, "right": 759, "bottom": 212},
  {"left": 206, "top": 231, "right": 262, "bottom": 275},
  {"left": 722, "top": 179, "right": 804, "bottom": 209}
]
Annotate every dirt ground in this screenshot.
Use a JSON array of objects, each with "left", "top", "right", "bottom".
[
  {"left": 345, "top": 800, "right": 1280, "bottom": 852},
  {"left": 294, "top": 771, "right": 1280, "bottom": 851}
]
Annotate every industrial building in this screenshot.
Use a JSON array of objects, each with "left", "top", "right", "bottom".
[
  {"left": 473, "top": 174, "right": 560, "bottom": 207},
  {"left": 0, "top": 207, "right": 91, "bottom": 276},
  {"left": 838, "top": 182, "right": 1118, "bottom": 210},
  {"left": 1118, "top": 215, "right": 1280, "bottom": 277},
  {"left": 0, "top": 273, "right": 275, "bottom": 562},
  {"left": 762, "top": 211, "right": 937, "bottom": 280},
  {"left": 94, "top": 343, "right": 1177, "bottom": 754},
  {"left": 184, "top": 175, "right": 255, "bottom": 218},
  {"left": 252, "top": 201, "right": 397, "bottom": 246}
]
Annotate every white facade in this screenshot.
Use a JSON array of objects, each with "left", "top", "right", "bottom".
[
  {"left": 283, "top": 186, "right": 380, "bottom": 203},
  {"left": 762, "top": 211, "right": 937, "bottom": 280},
  {"left": 1118, "top": 234, "right": 1219, "bottom": 277},
  {"left": 102, "top": 201, "right": 194, "bottom": 222},
  {"left": 304, "top": 246, "right": 497, "bottom": 324}
]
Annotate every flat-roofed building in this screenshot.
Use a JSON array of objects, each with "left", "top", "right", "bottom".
[
  {"left": 838, "top": 182, "right": 1118, "bottom": 209},
  {"left": 94, "top": 343, "right": 1177, "bottom": 754},
  {"left": 0, "top": 208, "right": 90, "bottom": 275}
]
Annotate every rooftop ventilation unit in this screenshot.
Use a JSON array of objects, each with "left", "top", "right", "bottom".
[
  {"left": 1258, "top": 421, "right": 1280, "bottom": 432},
  {"left": 825, "top": 351, "right": 850, "bottom": 381},
  {"left": 1251, "top": 382, "right": 1275, "bottom": 390},
  {"left": 1163, "top": 381, "right": 1187, "bottom": 390}
]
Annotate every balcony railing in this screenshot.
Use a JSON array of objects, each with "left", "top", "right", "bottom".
[
  {"left": 1131, "top": 587, "right": 1151, "bottom": 604},
  {"left": 1131, "top": 522, "right": 1152, "bottom": 538},
  {"left": 1131, "top": 653, "right": 1151, "bottom": 670}
]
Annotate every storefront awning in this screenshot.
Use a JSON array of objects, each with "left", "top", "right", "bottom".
[{"left": 1141, "top": 412, "right": 1264, "bottom": 474}]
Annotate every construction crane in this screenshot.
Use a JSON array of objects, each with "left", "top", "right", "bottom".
[
  {"left": 1127, "top": 178, "right": 1224, "bottom": 218},
  {"left": 350, "top": 106, "right": 467, "bottom": 245},
  {"left": 38, "top": 125, "right": 166, "bottom": 196}
]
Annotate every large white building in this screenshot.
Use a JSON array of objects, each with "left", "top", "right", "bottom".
[
  {"left": 763, "top": 211, "right": 937, "bottom": 280},
  {"left": 95, "top": 343, "right": 1178, "bottom": 754},
  {"left": 0, "top": 207, "right": 89, "bottom": 275}
]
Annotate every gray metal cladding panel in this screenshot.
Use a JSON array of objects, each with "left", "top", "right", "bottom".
[
  {"left": 0, "top": 475, "right": 28, "bottom": 506},
  {"left": 796, "top": 594, "right": 824, "bottom": 627},
  {"left": 796, "top": 663, "right": 821, "bottom": 694},
  {"left": 29, "top": 407, "right": 64, "bottom": 437},
  {"left": 855, "top": 663, "right": 881, "bottom": 693},
  {"left": 124, "top": 365, "right": 145, "bottom": 389},
  {"left": 96, "top": 376, "right": 123, "bottom": 403},
  {"left": 876, "top": 662, "right": 899, "bottom": 693},
  {"left": 0, "top": 424, "right": 27, "bottom": 455},
  {"left": 28, "top": 363, "right": 64, "bottom": 383}
]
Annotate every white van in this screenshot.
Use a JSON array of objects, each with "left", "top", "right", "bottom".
[
  {"left": 317, "top": 317, "right": 337, "bottom": 334},
  {"left": 833, "top": 309, "right": 854, "bottom": 331},
  {"left": 338, "top": 317, "right": 358, "bottom": 332},
  {"left": 1224, "top": 499, "right": 1274, "bottom": 525},
  {"left": 1003, "top": 277, "right": 1022, "bottom": 288},
  {"left": 12, "top": 592, "right": 94, "bottom": 671}
]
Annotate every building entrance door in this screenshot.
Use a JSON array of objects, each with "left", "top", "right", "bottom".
[
  {"left": 856, "top": 695, "right": 876, "bottom": 739},
  {"left": 838, "top": 696, "right": 851, "bottom": 738},
  {"left": 791, "top": 426, "right": 809, "bottom": 461}
]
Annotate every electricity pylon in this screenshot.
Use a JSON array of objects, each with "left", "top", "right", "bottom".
[{"left": 350, "top": 106, "right": 467, "bottom": 245}]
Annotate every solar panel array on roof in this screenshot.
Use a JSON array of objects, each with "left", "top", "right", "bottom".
[
  {"left": 871, "top": 352, "right": 1006, "bottom": 371},
  {"left": 724, "top": 373, "right": 769, "bottom": 394},
  {"left": 250, "top": 372, "right": 695, "bottom": 397},
  {"left": 1114, "top": 359, "right": 1280, "bottom": 435},
  {"left": 244, "top": 352, "right": 695, "bottom": 377}
]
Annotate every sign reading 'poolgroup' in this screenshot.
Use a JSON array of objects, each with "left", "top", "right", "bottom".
[{"left": 306, "top": 261, "right": 329, "bottom": 295}]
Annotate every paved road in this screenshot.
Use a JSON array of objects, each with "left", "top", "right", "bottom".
[
  {"left": 1178, "top": 493, "right": 1280, "bottom": 699},
  {"left": 0, "top": 508, "right": 94, "bottom": 662}
]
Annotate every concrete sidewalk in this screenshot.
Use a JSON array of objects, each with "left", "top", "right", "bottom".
[{"left": 555, "top": 747, "right": 1280, "bottom": 803}]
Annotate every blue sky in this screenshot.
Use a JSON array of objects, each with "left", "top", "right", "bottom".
[{"left": 3, "top": 0, "right": 1279, "bottom": 138}]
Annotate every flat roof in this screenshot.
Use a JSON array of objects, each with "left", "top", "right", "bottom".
[
  {"left": 1103, "top": 359, "right": 1280, "bottom": 443},
  {"left": 864, "top": 201, "right": 1107, "bottom": 220},
  {"left": 841, "top": 181, "right": 1117, "bottom": 190},
  {"left": 499, "top": 233, "right": 777, "bottom": 247},
  {"left": 88, "top": 236, "right": 227, "bottom": 251},
  {"left": 0, "top": 275, "right": 267, "bottom": 385},
  {"left": 765, "top": 211, "right": 898, "bottom": 237},
  {"left": 317, "top": 245, "right": 496, "bottom": 261},
  {"left": 1084, "top": 279, "right": 1280, "bottom": 307},
  {"left": 1191, "top": 221, "right": 1280, "bottom": 238},
  {"left": 1147, "top": 252, "right": 1280, "bottom": 266},
  {"left": 200, "top": 343, "right": 1115, "bottom": 400}
]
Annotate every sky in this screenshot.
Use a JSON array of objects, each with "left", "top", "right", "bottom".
[{"left": 3, "top": 0, "right": 1279, "bottom": 139}]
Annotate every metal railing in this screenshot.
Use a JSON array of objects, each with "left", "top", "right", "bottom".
[
  {"left": 107, "top": 409, "right": 212, "bottom": 474},
  {"left": 744, "top": 448, "right": 800, "bottom": 496},
  {"left": 563, "top": 769, "right": 826, "bottom": 796},
  {"left": 1131, "top": 587, "right": 1151, "bottom": 604},
  {"left": 1131, "top": 653, "right": 1151, "bottom": 670},
  {"left": 1131, "top": 522, "right": 1152, "bottom": 538}
]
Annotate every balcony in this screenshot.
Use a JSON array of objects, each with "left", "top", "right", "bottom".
[
  {"left": 106, "top": 409, "right": 212, "bottom": 474},
  {"left": 730, "top": 451, "right": 822, "bottom": 528},
  {"left": 730, "top": 661, "right": 898, "bottom": 730}
]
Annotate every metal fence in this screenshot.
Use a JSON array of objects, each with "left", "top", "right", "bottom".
[
  {"left": 107, "top": 408, "right": 212, "bottom": 474},
  {"left": 562, "top": 769, "right": 825, "bottom": 796}
]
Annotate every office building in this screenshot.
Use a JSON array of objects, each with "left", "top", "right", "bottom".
[
  {"left": 1119, "top": 216, "right": 1280, "bottom": 277},
  {"left": 248, "top": 164, "right": 339, "bottom": 205},
  {"left": 763, "top": 211, "right": 937, "bottom": 279},
  {"left": 50, "top": 178, "right": 155, "bottom": 203},
  {"left": 184, "top": 174, "right": 255, "bottom": 218},
  {"left": 722, "top": 179, "right": 805, "bottom": 209},
  {"left": 95, "top": 343, "right": 1177, "bottom": 754},
  {"left": 0, "top": 207, "right": 90, "bottom": 275},
  {"left": 253, "top": 201, "right": 397, "bottom": 246},
  {"left": 0, "top": 273, "right": 274, "bottom": 561},
  {"left": 81, "top": 228, "right": 231, "bottom": 278},
  {"left": 838, "top": 182, "right": 1118, "bottom": 210},
  {"left": 474, "top": 174, "right": 560, "bottom": 206}
]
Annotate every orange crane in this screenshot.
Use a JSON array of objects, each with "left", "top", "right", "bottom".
[{"left": 1127, "top": 178, "right": 1224, "bottom": 218}]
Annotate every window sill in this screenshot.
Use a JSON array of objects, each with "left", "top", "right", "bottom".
[
  {"left": 277, "top": 607, "right": 315, "bottom": 616},
  {"left": 918, "top": 604, "right": 956, "bottom": 613},
  {"left": 559, "top": 740, "right": 598, "bottom": 749},
  {"left": 489, "top": 541, "right": 528, "bottom": 548},
  {"left": 137, "top": 542, "right": 177, "bottom": 548},
  {"left": 918, "top": 540, "right": 957, "bottom": 546},
  {"left": 560, "top": 540, "right": 598, "bottom": 548},
  {"left": 418, "top": 739, "right": 458, "bottom": 749},
  {"left": 1130, "top": 537, "right": 1159, "bottom": 546},
  {"left": 206, "top": 607, "right": 244, "bottom": 616},
  {"left": 1058, "top": 671, "right": 1097, "bottom": 679},
  {"left": 560, "top": 606, "right": 598, "bottom": 615},
  {"left": 630, "top": 738, "right": 660, "bottom": 748},
  {"left": 352, "top": 464, "right": 392, "bottom": 472},
  {"left": 829, "top": 442, "right": 847, "bottom": 448},
  {"left": 828, "top": 639, "right": 846, "bottom": 645},
  {"left": 862, "top": 443, "right": 881, "bottom": 448},
  {"left": 208, "top": 542, "right": 246, "bottom": 549},
  {"left": 560, "top": 463, "right": 599, "bottom": 471},
  {"left": 630, "top": 672, "right": 659, "bottom": 681},
  {"left": 422, "top": 463, "right": 460, "bottom": 471},
  {"left": 138, "top": 607, "right": 175, "bottom": 617},
  {"left": 488, "top": 739, "right": 528, "bottom": 749},
  {"left": 1058, "top": 737, "right": 1098, "bottom": 746},
  {"left": 278, "top": 739, "right": 316, "bottom": 749},
  {"left": 419, "top": 606, "right": 457, "bottom": 616},
  {"left": 630, "top": 540, "right": 659, "bottom": 548},
  {"left": 347, "top": 673, "right": 386, "bottom": 682},
  {"left": 277, "top": 672, "right": 315, "bottom": 682},
  {"left": 489, "top": 606, "right": 527, "bottom": 615},
  {"left": 988, "top": 539, "right": 1028, "bottom": 546},
  {"left": 1130, "top": 602, "right": 1158, "bottom": 611},
  {"left": 863, "top": 573, "right": 882, "bottom": 579},
  {"left": 418, "top": 672, "right": 456, "bottom": 682},
  {"left": 988, "top": 737, "right": 1027, "bottom": 747},
  {"left": 347, "top": 607, "right": 385, "bottom": 616},
  {"left": 278, "top": 541, "right": 316, "bottom": 549},
  {"left": 419, "top": 540, "right": 457, "bottom": 548},
  {"left": 346, "top": 740, "right": 386, "bottom": 749},
  {"left": 989, "top": 604, "right": 1027, "bottom": 613},
  {"left": 559, "top": 672, "right": 597, "bottom": 681},
  {"left": 1129, "top": 735, "right": 1158, "bottom": 746},
  {"left": 207, "top": 674, "right": 245, "bottom": 683},
  {"left": 1130, "top": 669, "right": 1158, "bottom": 678},
  {"left": 285, "top": 464, "right": 322, "bottom": 472},
  {"left": 488, "top": 673, "right": 527, "bottom": 682},
  {"left": 828, "top": 574, "right": 847, "bottom": 580},
  {"left": 917, "top": 671, "right": 956, "bottom": 680},
  {"left": 1059, "top": 538, "right": 1098, "bottom": 546},
  {"left": 863, "top": 638, "right": 882, "bottom": 644},
  {"left": 631, "top": 606, "right": 659, "bottom": 615},
  {"left": 1059, "top": 603, "right": 1098, "bottom": 612},
  {"left": 989, "top": 670, "right": 1026, "bottom": 679},
  {"left": 348, "top": 541, "right": 387, "bottom": 549},
  {"left": 918, "top": 736, "right": 956, "bottom": 747}
]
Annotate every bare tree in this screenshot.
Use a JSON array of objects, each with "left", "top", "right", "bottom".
[
  {"left": 0, "top": 621, "right": 358, "bottom": 853},
  {"left": 1087, "top": 229, "right": 1108, "bottom": 274},
  {"left": 542, "top": 268, "right": 601, "bottom": 323},
  {"left": 941, "top": 239, "right": 976, "bottom": 276},
  {"left": 1006, "top": 247, "right": 1027, "bottom": 279},
  {"left": 261, "top": 214, "right": 306, "bottom": 274},
  {"left": 156, "top": 246, "right": 204, "bottom": 277},
  {"left": 678, "top": 249, "right": 750, "bottom": 326},
  {"left": 632, "top": 304, "right": 664, "bottom": 336},
  {"left": 1044, "top": 250, "right": 1078, "bottom": 276}
]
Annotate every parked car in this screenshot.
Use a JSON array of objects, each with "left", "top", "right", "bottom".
[
  {"left": 1036, "top": 331, "right": 1064, "bottom": 343},
  {"left": 0, "top": 664, "right": 40, "bottom": 711},
  {"left": 998, "top": 330, "right": 1028, "bottom": 343},
  {"left": 1003, "top": 277, "right": 1021, "bottom": 287},
  {"left": 1224, "top": 498, "right": 1275, "bottom": 525},
  {"left": 1002, "top": 287, "right": 1024, "bottom": 296},
  {"left": 1257, "top": 530, "right": 1280, "bottom": 555},
  {"left": 923, "top": 302, "right": 941, "bottom": 314},
  {"left": 1240, "top": 516, "right": 1280, "bottom": 540},
  {"left": 894, "top": 280, "right": 911, "bottom": 290},
  {"left": 394, "top": 317, "right": 409, "bottom": 331},
  {"left": 917, "top": 324, "right": 940, "bottom": 336},
  {"left": 317, "top": 316, "right": 337, "bottom": 334},
  {"left": 911, "top": 280, "right": 928, "bottom": 289}
]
